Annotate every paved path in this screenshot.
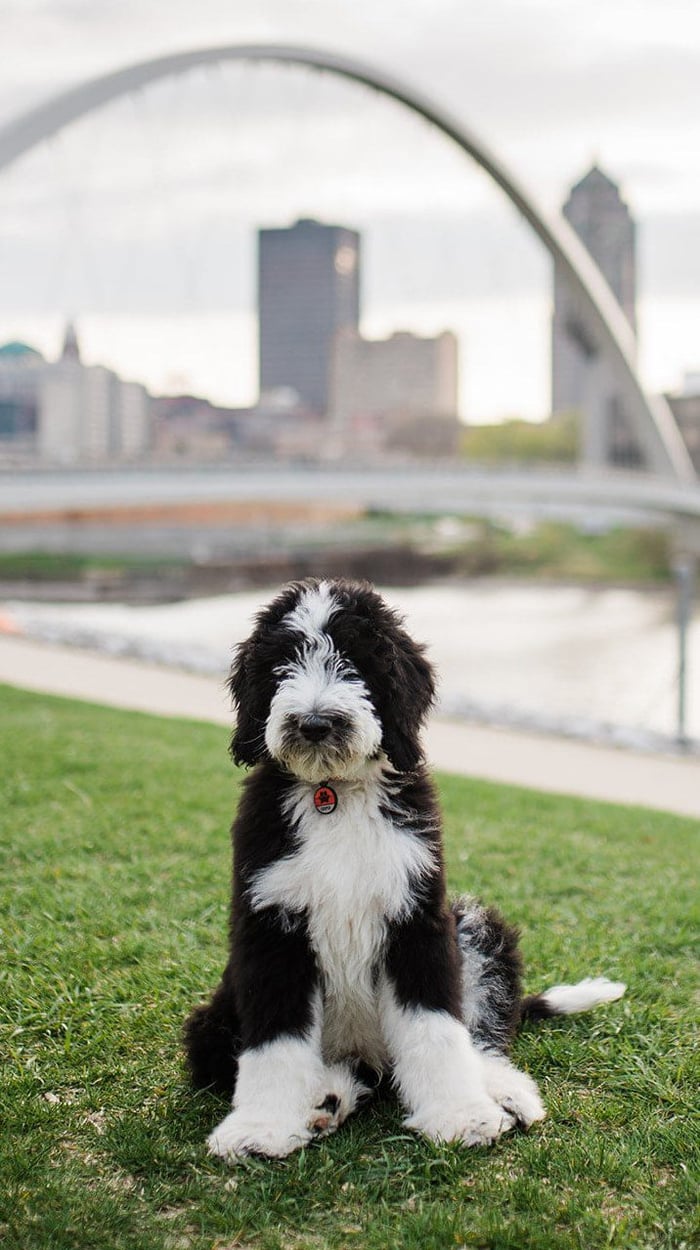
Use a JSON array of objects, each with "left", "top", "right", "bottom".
[{"left": 0, "top": 634, "right": 697, "bottom": 820}]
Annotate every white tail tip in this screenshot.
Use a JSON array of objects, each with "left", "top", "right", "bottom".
[{"left": 540, "top": 977, "right": 626, "bottom": 1015}]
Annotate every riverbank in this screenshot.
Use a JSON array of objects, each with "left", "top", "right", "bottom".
[
  {"left": 2, "top": 579, "right": 697, "bottom": 750},
  {"left": 0, "top": 513, "right": 676, "bottom": 595},
  {"left": 0, "top": 632, "right": 697, "bottom": 818}
]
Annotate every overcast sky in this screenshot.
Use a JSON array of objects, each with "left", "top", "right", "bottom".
[{"left": 1, "top": 0, "right": 699, "bottom": 420}]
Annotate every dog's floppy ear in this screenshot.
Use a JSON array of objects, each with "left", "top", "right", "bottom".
[
  {"left": 227, "top": 581, "right": 309, "bottom": 767},
  {"left": 228, "top": 634, "right": 267, "bottom": 767},
  {"left": 379, "top": 629, "right": 436, "bottom": 773},
  {"left": 334, "top": 583, "right": 437, "bottom": 774}
]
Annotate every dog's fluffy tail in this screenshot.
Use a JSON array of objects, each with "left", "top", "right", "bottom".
[{"left": 521, "top": 976, "right": 626, "bottom": 1024}]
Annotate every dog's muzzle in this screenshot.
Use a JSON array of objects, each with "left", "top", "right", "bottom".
[
  {"left": 274, "top": 711, "right": 359, "bottom": 779},
  {"left": 264, "top": 659, "right": 383, "bottom": 780}
]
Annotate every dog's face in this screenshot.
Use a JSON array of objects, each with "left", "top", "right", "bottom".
[{"left": 228, "top": 579, "right": 436, "bottom": 778}]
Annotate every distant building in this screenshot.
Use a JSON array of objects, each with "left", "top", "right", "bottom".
[
  {"left": 0, "top": 323, "right": 151, "bottom": 464},
  {"left": 258, "top": 218, "right": 360, "bottom": 415},
  {"left": 151, "top": 393, "right": 236, "bottom": 460},
  {"left": 330, "top": 329, "right": 459, "bottom": 456},
  {"left": 150, "top": 389, "right": 327, "bottom": 462},
  {"left": 38, "top": 323, "right": 150, "bottom": 464},
  {"left": 0, "top": 341, "right": 44, "bottom": 451},
  {"left": 551, "top": 164, "right": 643, "bottom": 466}
]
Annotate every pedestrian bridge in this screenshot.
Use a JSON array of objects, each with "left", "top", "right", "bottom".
[{"left": 2, "top": 464, "right": 699, "bottom": 528}]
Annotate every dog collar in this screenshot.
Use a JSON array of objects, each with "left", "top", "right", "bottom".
[{"left": 313, "top": 783, "right": 338, "bottom": 814}]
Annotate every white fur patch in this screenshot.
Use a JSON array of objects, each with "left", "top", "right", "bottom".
[
  {"left": 479, "top": 1052, "right": 546, "bottom": 1128},
  {"left": 248, "top": 766, "right": 437, "bottom": 1069},
  {"left": 207, "top": 1032, "right": 324, "bottom": 1160},
  {"left": 455, "top": 901, "right": 500, "bottom": 1038},
  {"left": 283, "top": 581, "right": 339, "bottom": 643},
  {"left": 207, "top": 997, "right": 366, "bottom": 1161},
  {"left": 378, "top": 983, "right": 517, "bottom": 1146},
  {"left": 538, "top": 977, "right": 626, "bottom": 1014}
]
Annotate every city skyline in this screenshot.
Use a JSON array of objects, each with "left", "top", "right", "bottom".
[{"left": 1, "top": 1, "right": 699, "bottom": 421}]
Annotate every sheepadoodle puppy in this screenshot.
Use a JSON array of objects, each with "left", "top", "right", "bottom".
[{"left": 185, "top": 578, "right": 624, "bottom": 1160}]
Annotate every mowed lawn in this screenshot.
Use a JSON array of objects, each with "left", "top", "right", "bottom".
[{"left": 1, "top": 684, "right": 697, "bottom": 1250}]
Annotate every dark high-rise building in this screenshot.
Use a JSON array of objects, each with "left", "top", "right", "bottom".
[
  {"left": 258, "top": 218, "right": 360, "bottom": 415},
  {"left": 552, "top": 164, "right": 642, "bottom": 465}
]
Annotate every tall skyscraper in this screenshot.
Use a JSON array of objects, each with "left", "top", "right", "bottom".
[
  {"left": 258, "top": 218, "right": 360, "bottom": 415},
  {"left": 552, "top": 164, "right": 641, "bottom": 465}
]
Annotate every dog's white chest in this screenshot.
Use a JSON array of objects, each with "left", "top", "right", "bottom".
[{"left": 247, "top": 776, "right": 435, "bottom": 1063}]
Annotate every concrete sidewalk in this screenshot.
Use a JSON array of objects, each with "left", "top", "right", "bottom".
[{"left": 0, "top": 633, "right": 697, "bottom": 820}]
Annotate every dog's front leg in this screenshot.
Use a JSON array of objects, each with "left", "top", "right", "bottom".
[
  {"left": 206, "top": 912, "right": 361, "bottom": 1161},
  {"left": 379, "top": 914, "right": 516, "bottom": 1147},
  {"left": 207, "top": 1023, "right": 326, "bottom": 1160},
  {"left": 207, "top": 1008, "right": 364, "bottom": 1161}
]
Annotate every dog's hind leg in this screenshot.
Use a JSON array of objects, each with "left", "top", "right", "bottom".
[
  {"left": 452, "top": 895, "right": 523, "bottom": 1055},
  {"left": 451, "top": 896, "right": 625, "bottom": 1129},
  {"left": 477, "top": 1051, "right": 545, "bottom": 1128},
  {"left": 184, "top": 980, "right": 241, "bottom": 1098},
  {"left": 451, "top": 896, "right": 546, "bottom": 1128},
  {"left": 453, "top": 895, "right": 626, "bottom": 1042}
]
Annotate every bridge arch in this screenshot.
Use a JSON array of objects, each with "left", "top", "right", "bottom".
[{"left": 0, "top": 42, "right": 694, "bottom": 481}]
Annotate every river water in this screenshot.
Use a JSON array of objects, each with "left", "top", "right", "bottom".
[{"left": 4, "top": 579, "right": 698, "bottom": 751}]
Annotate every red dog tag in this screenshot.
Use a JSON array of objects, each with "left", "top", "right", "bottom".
[{"left": 313, "top": 784, "right": 338, "bottom": 814}]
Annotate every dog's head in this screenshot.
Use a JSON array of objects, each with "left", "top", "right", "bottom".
[{"left": 228, "top": 579, "right": 436, "bottom": 779}]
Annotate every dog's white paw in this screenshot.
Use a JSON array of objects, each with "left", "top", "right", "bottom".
[
  {"left": 405, "top": 1097, "right": 516, "bottom": 1147},
  {"left": 306, "top": 1065, "right": 368, "bottom": 1137},
  {"left": 307, "top": 1092, "right": 344, "bottom": 1137},
  {"left": 480, "top": 1054, "right": 546, "bottom": 1128},
  {"left": 207, "top": 1109, "right": 312, "bottom": 1161}
]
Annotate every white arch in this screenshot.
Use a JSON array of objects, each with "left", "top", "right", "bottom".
[{"left": 0, "top": 42, "right": 694, "bottom": 481}]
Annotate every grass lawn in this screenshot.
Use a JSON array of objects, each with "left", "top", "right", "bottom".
[{"left": 1, "top": 684, "right": 697, "bottom": 1250}]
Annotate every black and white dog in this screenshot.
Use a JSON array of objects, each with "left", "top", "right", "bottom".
[{"left": 185, "top": 578, "right": 624, "bottom": 1160}]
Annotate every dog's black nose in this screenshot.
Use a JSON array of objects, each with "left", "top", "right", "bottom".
[{"left": 298, "top": 713, "right": 333, "bottom": 742}]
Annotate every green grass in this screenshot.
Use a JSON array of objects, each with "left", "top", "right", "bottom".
[
  {"left": 364, "top": 515, "right": 674, "bottom": 584},
  {"left": 0, "top": 552, "right": 188, "bottom": 581},
  {"left": 462, "top": 520, "right": 673, "bottom": 583},
  {"left": 1, "top": 684, "right": 698, "bottom": 1250},
  {"left": 460, "top": 412, "right": 579, "bottom": 465},
  {"left": 0, "top": 517, "right": 674, "bottom": 590}
]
